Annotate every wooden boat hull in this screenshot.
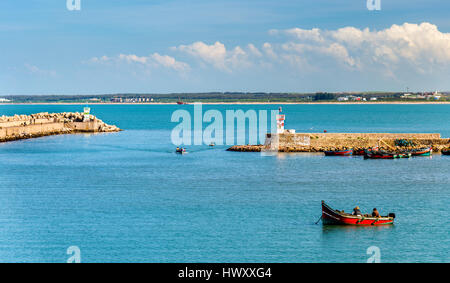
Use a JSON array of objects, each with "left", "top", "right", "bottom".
[
  {"left": 321, "top": 201, "right": 394, "bottom": 226},
  {"left": 364, "top": 153, "right": 396, "bottom": 159},
  {"left": 353, "top": 147, "right": 378, "bottom": 156},
  {"left": 324, "top": 149, "right": 353, "bottom": 156},
  {"left": 411, "top": 147, "right": 432, "bottom": 156},
  {"left": 364, "top": 151, "right": 411, "bottom": 159},
  {"left": 441, "top": 150, "right": 450, "bottom": 155}
]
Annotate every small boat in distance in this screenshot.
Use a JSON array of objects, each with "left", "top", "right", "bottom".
[
  {"left": 175, "top": 147, "right": 186, "bottom": 154},
  {"left": 177, "top": 98, "right": 187, "bottom": 105},
  {"left": 321, "top": 201, "right": 395, "bottom": 226},
  {"left": 411, "top": 147, "right": 432, "bottom": 156},
  {"left": 324, "top": 149, "right": 353, "bottom": 156},
  {"left": 209, "top": 142, "right": 215, "bottom": 147}
]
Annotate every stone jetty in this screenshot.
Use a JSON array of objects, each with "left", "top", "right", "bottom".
[
  {"left": 0, "top": 112, "right": 121, "bottom": 142},
  {"left": 227, "top": 133, "right": 450, "bottom": 153}
]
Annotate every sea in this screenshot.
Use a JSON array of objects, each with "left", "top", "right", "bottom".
[{"left": 0, "top": 104, "right": 449, "bottom": 263}]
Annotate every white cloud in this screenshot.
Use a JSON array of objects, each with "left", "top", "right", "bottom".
[
  {"left": 24, "top": 64, "right": 57, "bottom": 77},
  {"left": 86, "top": 22, "right": 450, "bottom": 79},
  {"left": 173, "top": 41, "right": 259, "bottom": 72},
  {"left": 247, "top": 44, "right": 262, "bottom": 57},
  {"left": 150, "top": 53, "right": 190, "bottom": 72},
  {"left": 283, "top": 27, "right": 325, "bottom": 43},
  {"left": 262, "top": 42, "right": 277, "bottom": 60},
  {"left": 118, "top": 54, "right": 148, "bottom": 64},
  {"left": 262, "top": 22, "right": 450, "bottom": 75},
  {"left": 174, "top": 41, "right": 227, "bottom": 70},
  {"left": 88, "top": 53, "right": 190, "bottom": 73}
]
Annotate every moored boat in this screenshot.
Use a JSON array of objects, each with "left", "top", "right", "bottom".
[
  {"left": 411, "top": 147, "right": 432, "bottom": 156},
  {"left": 353, "top": 147, "right": 378, "bottom": 155},
  {"left": 397, "top": 152, "right": 412, "bottom": 158},
  {"left": 364, "top": 151, "right": 397, "bottom": 159},
  {"left": 177, "top": 98, "right": 187, "bottom": 105},
  {"left": 441, "top": 149, "right": 450, "bottom": 155},
  {"left": 321, "top": 201, "right": 395, "bottom": 226},
  {"left": 324, "top": 149, "right": 353, "bottom": 156},
  {"left": 364, "top": 150, "right": 411, "bottom": 159}
]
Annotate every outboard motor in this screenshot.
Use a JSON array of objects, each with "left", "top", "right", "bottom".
[{"left": 388, "top": 213, "right": 396, "bottom": 219}]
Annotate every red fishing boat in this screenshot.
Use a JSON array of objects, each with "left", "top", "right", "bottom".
[
  {"left": 177, "top": 98, "right": 187, "bottom": 105},
  {"left": 324, "top": 149, "right": 353, "bottom": 156},
  {"left": 321, "top": 201, "right": 395, "bottom": 226}
]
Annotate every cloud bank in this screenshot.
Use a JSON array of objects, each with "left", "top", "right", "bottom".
[
  {"left": 87, "top": 22, "right": 450, "bottom": 86},
  {"left": 88, "top": 53, "right": 190, "bottom": 73}
]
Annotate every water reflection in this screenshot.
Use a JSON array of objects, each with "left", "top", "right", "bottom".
[{"left": 321, "top": 224, "right": 395, "bottom": 234}]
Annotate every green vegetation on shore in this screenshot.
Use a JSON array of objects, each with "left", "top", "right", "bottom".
[{"left": 0, "top": 92, "right": 448, "bottom": 103}]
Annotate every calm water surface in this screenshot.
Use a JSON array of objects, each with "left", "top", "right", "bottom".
[{"left": 0, "top": 104, "right": 449, "bottom": 262}]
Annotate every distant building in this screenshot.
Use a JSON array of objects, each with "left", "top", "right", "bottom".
[
  {"left": 401, "top": 93, "right": 414, "bottom": 98},
  {"left": 0, "top": 98, "right": 11, "bottom": 102},
  {"left": 370, "top": 97, "right": 377, "bottom": 101},
  {"left": 110, "top": 97, "right": 123, "bottom": 103},
  {"left": 433, "top": 91, "right": 442, "bottom": 100},
  {"left": 337, "top": 97, "right": 349, "bottom": 101}
]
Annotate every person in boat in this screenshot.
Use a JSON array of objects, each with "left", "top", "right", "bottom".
[
  {"left": 352, "top": 206, "right": 362, "bottom": 216},
  {"left": 372, "top": 208, "right": 380, "bottom": 218}
]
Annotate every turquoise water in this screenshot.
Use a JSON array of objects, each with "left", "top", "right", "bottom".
[{"left": 0, "top": 104, "right": 449, "bottom": 263}]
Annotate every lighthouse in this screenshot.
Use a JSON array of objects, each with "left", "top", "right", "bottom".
[
  {"left": 83, "top": 106, "right": 91, "bottom": 122},
  {"left": 276, "top": 113, "right": 285, "bottom": 134}
]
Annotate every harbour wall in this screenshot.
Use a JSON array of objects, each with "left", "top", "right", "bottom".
[
  {"left": 228, "top": 132, "right": 450, "bottom": 152},
  {"left": 0, "top": 113, "right": 121, "bottom": 142}
]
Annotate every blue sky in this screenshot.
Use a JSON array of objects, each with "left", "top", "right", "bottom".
[{"left": 1, "top": 0, "right": 450, "bottom": 95}]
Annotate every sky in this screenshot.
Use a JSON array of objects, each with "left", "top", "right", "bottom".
[{"left": 1, "top": 0, "right": 450, "bottom": 95}]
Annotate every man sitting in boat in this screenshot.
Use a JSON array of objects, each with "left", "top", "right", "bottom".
[
  {"left": 352, "top": 206, "right": 362, "bottom": 216},
  {"left": 372, "top": 208, "right": 381, "bottom": 218}
]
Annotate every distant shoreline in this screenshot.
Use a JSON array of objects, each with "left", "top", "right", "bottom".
[{"left": 1, "top": 101, "right": 450, "bottom": 105}]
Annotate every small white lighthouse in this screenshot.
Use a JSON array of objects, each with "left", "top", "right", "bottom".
[
  {"left": 276, "top": 114, "right": 285, "bottom": 134},
  {"left": 83, "top": 106, "right": 91, "bottom": 122}
]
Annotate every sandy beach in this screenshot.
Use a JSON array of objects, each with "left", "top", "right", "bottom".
[{"left": 1, "top": 101, "right": 450, "bottom": 105}]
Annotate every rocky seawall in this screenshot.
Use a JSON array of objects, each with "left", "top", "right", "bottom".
[
  {"left": 0, "top": 112, "right": 121, "bottom": 142},
  {"left": 227, "top": 133, "right": 450, "bottom": 153}
]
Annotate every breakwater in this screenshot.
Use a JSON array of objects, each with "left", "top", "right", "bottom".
[
  {"left": 227, "top": 133, "right": 450, "bottom": 153},
  {"left": 0, "top": 112, "right": 121, "bottom": 142}
]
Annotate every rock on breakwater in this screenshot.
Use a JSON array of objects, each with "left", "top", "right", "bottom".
[
  {"left": 227, "top": 145, "right": 263, "bottom": 152},
  {"left": 0, "top": 112, "right": 121, "bottom": 142}
]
